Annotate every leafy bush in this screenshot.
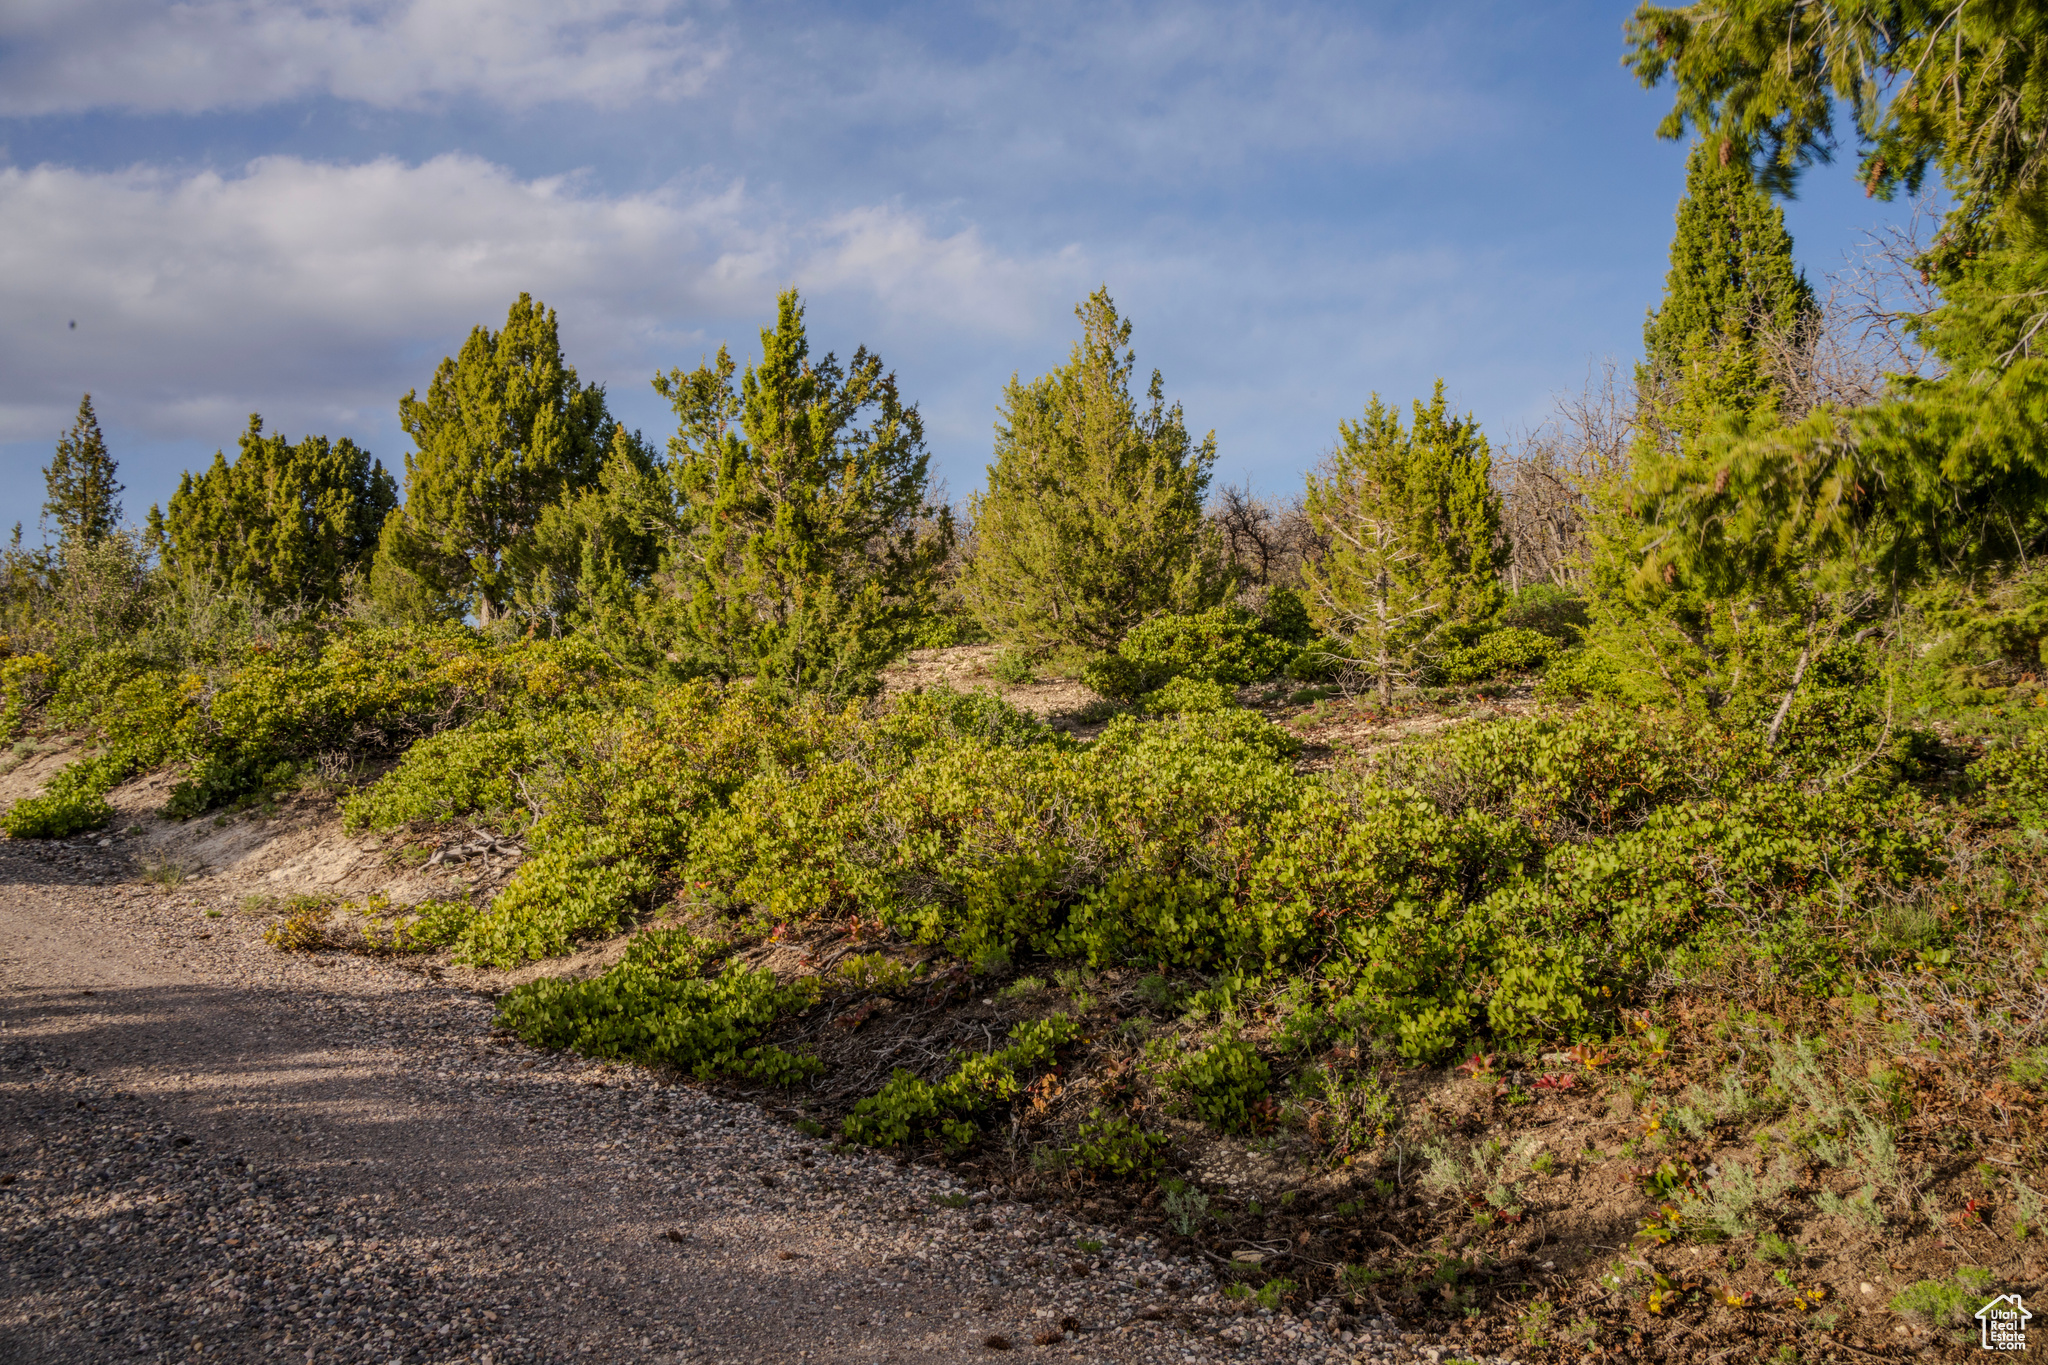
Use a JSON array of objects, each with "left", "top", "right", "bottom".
[
  {"left": 1083, "top": 606, "right": 1296, "bottom": 701},
  {"left": 455, "top": 835, "right": 656, "bottom": 968},
  {"left": 0, "top": 652, "right": 55, "bottom": 739},
  {"left": 2, "top": 750, "right": 134, "bottom": 837},
  {"left": 1172, "top": 1035, "right": 1271, "bottom": 1132},
  {"left": 990, "top": 648, "right": 1037, "bottom": 684},
  {"left": 843, "top": 1013, "right": 1080, "bottom": 1148},
  {"left": 1496, "top": 583, "right": 1589, "bottom": 642},
  {"left": 1139, "top": 675, "right": 1237, "bottom": 714},
  {"left": 262, "top": 896, "right": 337, "bottom": 952},
  {"left": 372, "top": 898, "right": 479, "bottom": 953},
  {"left": 1071, "top": 1109, "right": 1170, "bottom": 1176},
  {"left": 1438, "top": 627, "right": 1555, "bottom": 684},
  {"left": 1284, "top": 638, "right": 1347, "bottom": 682},
  {"left": 494, "top": 947, "right": 821, "bottom": 1085}
]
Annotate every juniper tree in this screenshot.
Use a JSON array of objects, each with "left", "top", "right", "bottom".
[
  {"left": 650, "top": 289, "right": 949, "bottom": 696},
  {"left": 1629, "top": 1, "right": 2048, "bottom": 575},
  {"left": 43, "top": 394, "right": 123, "bottom": 547},
  {"left": 372, "top": 294, "right": 612, "bottom": 622},
  {"left": 1302, "top": 382, "right": 1502, "bottom": 704},
  {"left": 1620, "top": 3, "right": 2048, "bottom": 739},
  {"left": 1640, "top": 138, "right": 1816, "bottom": 444},
  {"left": 962, "top": 289, "right": 1226, "bottom": 652},
  {"left": 157, "top": 415, "right": 396, "bottom": 608}
]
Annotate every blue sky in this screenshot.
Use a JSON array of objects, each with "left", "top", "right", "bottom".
[{"left": 0, "top": 1, "right": 1919, "bottom": 539}]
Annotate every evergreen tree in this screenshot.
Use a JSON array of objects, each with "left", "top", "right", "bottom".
[
  {"left": 961, "top": 289, "right": 1225, "bottom": 652},
  {"left": 507, "top": 425, "right": 665, "bottom": 638},
  {"left": 1629, "top": 1, "right": 2048, "bottom": 576},
  {"left": 43, "top": 394, "right": 123, "bottom": 547},
  {"left": 650, "top": 289, "right": 949, "bottom": 696},
  {"left": 373, "top": 294, "right": 612, "bottom": 623},
  {"left": 1302, "top": 382, "right": 1503, "bottom": 704},
  {"left": 1640, "top": 139, "right": 1815, "bottom": 443},
  {"left": 158, "top": 415, "right": 396, "bottom": 608}
]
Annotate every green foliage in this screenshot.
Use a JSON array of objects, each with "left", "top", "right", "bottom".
[
  {"left": 43, "top": 394, "right": 122, "bottom": 548},
  {"left": 375, "top": 293, "right": 613, "bottom": 624},
  {"left": 0, "top": 751, "right": 123, "bottom": 837},
  {"left": 1627, "top": 6, "right": 2048, "bottom": 611},
  {"left": 494, "top": 947, "right": 820, "bottom": 1085},
  {"left": 0, "top": 532, "right": 160, "bottom": 668},
  {"left": 167, "top": 629, "right": 618, "bottom": 819},
  {"left": 0, "top": 652, "right": 55, "bottom": 739},
  {"left": 1303, "top": 382, "right": 1504, "bottom": 703},
  {"left": 159, "top": 414, "right": 396, "bottom": 608},
  {"left": 373, "top": 898, "right": 478, "bottom": 954},
  {"left": 843, "top": 1013, "right": 1080, "bottom": 1148},
  {"left": 1638, "top": 139, "right": 1814, "bottom": 442},
  {"left": 1161, "top": 1180, "right": 1210, "bottom": 1235},
  {"left": 1497, "top": 583, "right": 1589, "bottom": 642},
  {"left": 1890, "top": 1268, "right": 1998, "bottom": 1328},
  {"left": 1070, "top": 1109, "right": 1170, "bottom": 1177},
  {"left": 650, "top": 289, "right": 951, "bottom": 698},
  {"left": 962, "top": 289, "right": 1227, "bottom": 652},
  {"left": 456, "top": 834, "right": 656, "bottom": 968},
  {"left": 1139, "top": 675, "right": 1237, "bottom": 714},
  {"left": 1439, "top": 627, "right": 1555, "bottom": 684},
  {"left": 1171, "top": 1035, "right": 1270, "bottom": 1132},
  {"left": 1082, "top": 605, "right": 1295, "bottom": 701},
  {"left": 1626, "top": 1, "right": 2048, "bottom": 235},
  {"left": 1973, "top": 728, "right": 2048, "bottom": 832}
]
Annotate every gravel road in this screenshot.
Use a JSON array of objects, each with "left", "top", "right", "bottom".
[{"left": 0, "top": 834, "right": 1455, "bottom": 1365}]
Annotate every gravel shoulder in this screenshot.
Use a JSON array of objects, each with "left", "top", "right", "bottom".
[{"left": 0, "top": 836, "right": 1425, "bottom": 1365}]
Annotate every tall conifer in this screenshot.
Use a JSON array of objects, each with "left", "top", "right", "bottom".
[
  {"left": 1301, "top": 382, "right": 1502, "bottom": 704},
  {"left": 1641, "top": 139, "right": 1815, "bottom": 442},
  {"left": 652, "top": 290, "right": 949, "bottom": 696},
  {"left": 159, "top": 415, "right": 396, "bottom": 608},
  {"left": 373, "top": 294, "right": 612, "bottom": 622},
  {"left": 44, "top": 394, "right": 123, "bottom": 547},
  {"left": 962, "top": 289, "right": 1225, "bottom": 652}
]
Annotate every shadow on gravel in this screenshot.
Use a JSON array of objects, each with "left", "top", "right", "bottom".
[{"left": 0, "top": 981, "right": 506, "bottom": 1184}]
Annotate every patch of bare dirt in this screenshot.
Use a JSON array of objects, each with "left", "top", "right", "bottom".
[
  {"left": 882, "top": 646, "right": 1103, "bottom": 729},
  {"left": 0, "top": 736, "right": 79, "bottom": 805}
]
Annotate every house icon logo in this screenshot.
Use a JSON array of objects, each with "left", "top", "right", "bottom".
[{"left": 1976, "top": 1292, "right": 2030, "bottom": 1351}]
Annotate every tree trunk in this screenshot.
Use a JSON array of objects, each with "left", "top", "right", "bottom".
[{"left": 1765, "top": 622, "right": 1817, "bottom": 750}]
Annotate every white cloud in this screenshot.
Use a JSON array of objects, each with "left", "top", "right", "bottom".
[
  {"left": 0, "top": 0, "right": 727, "bottom": 115},
  {"left": 0, "top": 153, "right": 1089, "bottom": 443}
]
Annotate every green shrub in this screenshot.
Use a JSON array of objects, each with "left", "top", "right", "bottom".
[
  {"left": 454, "top": 835, "right": 656, "bottom": 967},
  {"left": 1, "top": 750, "right": 137, "bottom": 837},
  {"left": 494, "top": 955, "right": 820, "bottom": 1085},
  {"left": 1285, "top": 638, "right": 1347, "bottom": 682},
  {"left": 1083, "top": 606, "right": 1295, "bottom": 701},
  {"left": 1438, "top": 627, "right": 1555, "bottom": 684},
  {"left": 339, "top": 716, "right": 548, "bottom": 832},
  {"left": 1497, "top": 583, "right": 1589, "bottom": 642},
  {"left": 1971, "top": 727, "right": 2048, "bottom": 830},
  {"left": 990, "top": 648, "right": 1037, "bottom": 685},
  {"left": 1260, "top": 587, "right": 1315, "bottom": 645},
  {"left": 373, "top": 897, "right": 479, "bottom": 953},
  {"left": 1071, "top": 1109, "right": 1169, "bottom": 1176},
  {"left": 1139, "top": 675, "right": 1236, "bottom": 714},
  {"left": 843, "top": 1013, "right": 1080, "bottom": 1148},
  {"left": 1172, "top": 1035, "right": 1271, "bottom": 1132},
  {"left": 1890, "top": 1268, "right": 1997, "bottom": 1327},
  {"left": 0, "top": 652, "right": 55, "bottom": 739}
]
